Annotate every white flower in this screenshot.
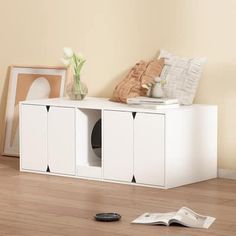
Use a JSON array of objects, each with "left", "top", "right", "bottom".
[
  {"left": 60, "top": 58, "right": 71, "bottom": 66},
  {"left": 142, "top": 84, "right": 149, "bottom": 89},
  {"left": 154, "top": 76, "right": 161, "bottom": 83},
  {"left": 77, "top": 53, "right": 84, "bottom": 60},
  {"left": 63, "top": 47, "right": 73, "bottom": 59},
  {"left": 61, "top": 47, "right": 86, "bottom": 76}
]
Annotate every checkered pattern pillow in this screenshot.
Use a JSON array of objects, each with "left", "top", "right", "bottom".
[{"left": 159, "top": 49, "right": 206, "bottom": 105}]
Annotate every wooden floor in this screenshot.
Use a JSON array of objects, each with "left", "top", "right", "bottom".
[{"left": 0, "top": 156, "right": 236, "bottom": 236}]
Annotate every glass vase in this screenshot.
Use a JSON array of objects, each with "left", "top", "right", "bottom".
[{"left": 66, "top": 76, "right": 88, "bottom": 100}]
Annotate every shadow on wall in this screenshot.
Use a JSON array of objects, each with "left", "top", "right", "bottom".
[
  {"left": 95, "top": 51, "right": 160, "bottom": 98},
  {"left": 97, "top": 51, "right": 161, "bottom": 98},
  {"left": 95, "top": 68, "right": 129, "bottom": 98},
  {"left": 0, "top": 67, "right": 11, "bottom": 154}
]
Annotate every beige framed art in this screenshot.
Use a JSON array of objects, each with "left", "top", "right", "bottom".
[{"left": 3, "top": 65, "right": 69, "bottom": 156}]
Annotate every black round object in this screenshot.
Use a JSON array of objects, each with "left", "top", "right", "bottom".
[
  {"left": 91, "top": 119, "right": 102, "bottom": 158},
  {"left": 94, "top": 213, "right": 121, "bottom": 222}
]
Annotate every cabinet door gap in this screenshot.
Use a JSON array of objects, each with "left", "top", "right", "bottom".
[
  {"left": 132, "top": 112, "right": 137, "bottom": 119},
  {"left": 131, "top": 175, "right": 136, "bottom": 183},
  {"left": 46, "top": 165, "right": 51, "bottom": 172}
]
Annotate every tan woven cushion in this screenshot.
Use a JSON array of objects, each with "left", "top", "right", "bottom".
[{"left": 110, "top": 59, "right": 164, "bottom": 103}]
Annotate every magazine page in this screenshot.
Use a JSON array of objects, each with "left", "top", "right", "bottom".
[
  {"left": 132, "top": 212, "right": 176, "bottom": 225},
  {"left": 171, "top": 207, "right": 215, "bottom": 229}
]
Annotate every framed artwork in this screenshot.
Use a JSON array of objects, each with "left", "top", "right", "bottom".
[{"left": 3, "top": 65, "right": 68, "bottom": 156}]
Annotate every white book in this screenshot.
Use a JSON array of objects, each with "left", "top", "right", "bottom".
[
  {"left": 127, "top": 96, "right": 179, "bottom": 105},
  {"left": 132, "top": 207, "right": 215, "bottom": 229},
  {"left": 129, "top": 103, "right": 180, "bottom": 109}
]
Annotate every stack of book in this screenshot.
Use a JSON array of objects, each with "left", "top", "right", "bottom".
[{"left": 127, "top": 97, "right": 180, "bottom": 109}]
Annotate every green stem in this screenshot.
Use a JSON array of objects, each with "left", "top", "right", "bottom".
[{"left": 72, "top": 54, "right": 86, "bottom": 80}]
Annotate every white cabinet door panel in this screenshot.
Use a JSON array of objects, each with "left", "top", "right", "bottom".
[
  {"left": 134, "top": 113, "right": 165, "bottom": 186},
  {"left": 20, "top": 105, "right": 47, "bottom": 172},
  {"left": 103, "top": 110, "right": 133, "bottom": 182},
  {"left": 48, "top": 107, "right": 76, "bottom": 175}
]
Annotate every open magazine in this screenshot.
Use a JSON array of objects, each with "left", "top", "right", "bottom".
[{"left": 132, "top": 207, "right": 215, "bottom": 229}]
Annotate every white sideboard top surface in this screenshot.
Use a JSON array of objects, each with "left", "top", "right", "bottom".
[{"left": 20, "top": 97, "right": 217, "bottom": 114}]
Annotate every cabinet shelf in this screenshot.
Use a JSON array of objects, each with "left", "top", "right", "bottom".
[{"left": 76, "top": 108, "right": 102, "bottom": 169}]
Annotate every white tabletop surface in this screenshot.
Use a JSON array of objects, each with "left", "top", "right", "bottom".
[{"left": 20, "top": 97, "right": 216, "bottom": 114}]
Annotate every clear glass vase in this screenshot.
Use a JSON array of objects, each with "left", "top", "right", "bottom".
[{"left": 66, "top": 76, "right": 88, "bottom": 100}]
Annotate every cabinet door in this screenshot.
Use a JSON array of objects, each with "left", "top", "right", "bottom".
[
  {"left": 134, "top": 113, "right": 165, "bottom": 186},
  {"left": 20, "top": 105, "right": 47, "bottom": 172},
  {"left": 103, "top": 110, "right": 133, "bottom": 182},
  {"left": 48, "top": 107, "right": 76, "bottom": 175}
]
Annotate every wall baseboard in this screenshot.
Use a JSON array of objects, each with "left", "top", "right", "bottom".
[{"left": 218, "top": 169, "right": 236, "bottom": 180}]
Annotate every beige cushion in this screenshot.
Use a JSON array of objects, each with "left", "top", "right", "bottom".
[{"left": 110, "top": 59, "right": 164, "bottom": 103}]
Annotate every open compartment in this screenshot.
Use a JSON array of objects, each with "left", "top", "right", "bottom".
[{"left": 76, "top": 108, "right": 102, "bottom": 179}]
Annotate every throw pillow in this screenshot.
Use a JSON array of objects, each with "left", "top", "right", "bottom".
[
  {"left": 158, "top": 49, "right": 206, "bottom": 105},
  {"left": 110, "top": 58, "right": 164, "bottom": 103}
]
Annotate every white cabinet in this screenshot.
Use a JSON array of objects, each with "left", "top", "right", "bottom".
[
  {"left": 20, "top": 105, "right": 47, "bottom": 172},
  {"left": 103, "top": 111, "right": 133, "bottom": 182},
  {"left": 20, "top": 97, "right": 218, "bottom": 189},
  {"left": 48, "top": 107, "right": 76, "bottom": 175},
  {"left": 20, "top": 104, "right": 76, "bottom": 176},
  {"left": 103, "top": 110, "right": 165, "bottom": 186},
  {"left": 134, "top": 113, "right": 165, "bottom": 186}
]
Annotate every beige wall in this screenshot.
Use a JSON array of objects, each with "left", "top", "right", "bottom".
[{"left": 0, "top": 0, "right": 236, "bottom": 169}]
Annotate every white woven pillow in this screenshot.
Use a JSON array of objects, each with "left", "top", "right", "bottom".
[{"left": 158, "top": 49, "right": 206, "bottom": 105}]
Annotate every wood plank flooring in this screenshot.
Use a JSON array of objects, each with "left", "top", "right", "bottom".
[{"left": 0, "top": 155, "right": 236, "bottom": 236}]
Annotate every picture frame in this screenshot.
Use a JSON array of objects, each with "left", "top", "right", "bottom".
[{"left": 2, "top": 65, "right": 69, "bottom": 156}]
